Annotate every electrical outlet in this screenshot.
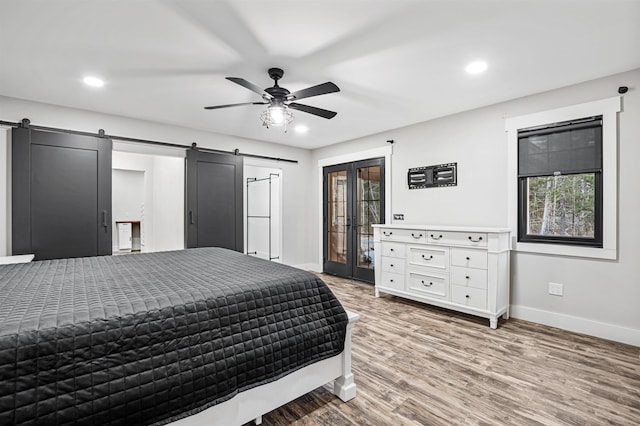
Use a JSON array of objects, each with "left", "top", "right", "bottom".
[{"left": 548, "top": 282, "right": 563, "bottom": 296}]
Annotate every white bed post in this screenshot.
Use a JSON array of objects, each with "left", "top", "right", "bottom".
[{"left": 333, "top": 311, "right": 360, "bottom": 401}]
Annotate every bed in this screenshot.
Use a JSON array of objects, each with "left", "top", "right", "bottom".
[{"left": 0, "top": 247, "right": 358, "bottom": 425}]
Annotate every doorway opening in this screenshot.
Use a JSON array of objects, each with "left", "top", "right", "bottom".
[{"left": 112, "top": 150, "right": 185, "bottom": 254}]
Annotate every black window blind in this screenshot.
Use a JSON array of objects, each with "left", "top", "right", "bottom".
[{"left": 518, "top": 115, "right": 602, "bottom": 177}]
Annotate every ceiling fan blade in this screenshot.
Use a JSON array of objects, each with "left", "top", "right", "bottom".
[
  {"left": 226, "top": 77, "right": 268, "bottom": 96},
  {"left": 288, "top": 102, "right": 337, "bottom": 119},
  {"left": 204, "top": 102, "right": 267, "bottom": 110},
  {"left": 288, "top": 82, "right": 340, "bottom": 101}
]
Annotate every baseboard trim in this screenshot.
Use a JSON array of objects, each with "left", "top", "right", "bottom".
[{"left": 510, "top": 305, "right": 640, "bottom": 347}]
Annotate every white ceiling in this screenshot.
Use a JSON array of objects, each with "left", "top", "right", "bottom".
[{"left": 1, "top": 0, "right": 639, "bottom": 149}]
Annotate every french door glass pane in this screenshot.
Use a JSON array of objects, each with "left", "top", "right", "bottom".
[
  {"left": 357, "top": 166, "right": 381, "bottom": 269},
  {"left": 328, "top": 170, "right": 347, "bottom": 264}
]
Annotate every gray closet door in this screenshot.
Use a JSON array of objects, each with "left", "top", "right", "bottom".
[
  {"left": 185, "top": 149, "right": 243, "bottom": 252},
  {"left": 12, "top": 127, "right": 112, "bottom": 260}
]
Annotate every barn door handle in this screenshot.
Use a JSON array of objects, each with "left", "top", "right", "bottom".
[
  {"left": 101, "top": 211, "right": 108, "bottom": 228},
  {"left": 189, "top": 211, "right": 195, "bottom": 224}
]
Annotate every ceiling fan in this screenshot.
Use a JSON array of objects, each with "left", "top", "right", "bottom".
[{"left": 204, "top": 68, "right": 340, "bottom": 130}]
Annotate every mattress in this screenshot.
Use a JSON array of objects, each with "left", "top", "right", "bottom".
[{"left": 0, "top": 247, "right": 348, "bottom": 425}]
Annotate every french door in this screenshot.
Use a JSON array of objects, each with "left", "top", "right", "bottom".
[{"left": 323, "top": 158, "right": 384, "bottom": 283}]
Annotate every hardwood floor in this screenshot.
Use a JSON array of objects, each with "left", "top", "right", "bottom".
[{"left": 258, "top": 274, "right": 640, "bottom": 426}]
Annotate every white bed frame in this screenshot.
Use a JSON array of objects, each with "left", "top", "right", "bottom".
[
  {"left": 0, "top": 254, "right": 35, "bottom": 264},
  {"left": 171, "top": 310, "right": 360, "bottom": 426}
]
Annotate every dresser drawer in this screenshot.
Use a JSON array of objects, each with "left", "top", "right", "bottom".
[
  {"left": 380, "top": 228, "right": 426, "bottom": 243},
  {"left": 450, "top": 248, "right": 487, "bottom": 269},
  {"left": 427, "top": 231, "right": 488, "bottom": 247},
  {"left": 451, "top": 285, "right": 487, "bottom": 310},
  {"left": 381, "top": 242, "right": 406, "bottom": 258},
  {"left": 451, "top": 266, "right": 488, "bottom": 290},
  {"left": 408, "top": 246, "right": 449, "bottom": 270},
  {"left": 381, "top": 257, "right": 405, "bottom": 274},
  {"left": 379, "top": 272, "right": 404, "bottom": 291},
  {"left": 407, "top": 271, "right": 448, "bottom": 299}
]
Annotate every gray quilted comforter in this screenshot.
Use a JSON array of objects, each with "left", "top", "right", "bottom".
[{"left": 0, "top": 247, "right": 348, "bottom": 425}]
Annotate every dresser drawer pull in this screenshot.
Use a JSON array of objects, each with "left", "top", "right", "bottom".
[
  {"left": 468, "top": 236, "right": 484, "bottom": 242},
  {"left": 465, "top": 294, "right": 470, "bottom": 299},
  {"left": 421, "top": 254, "right": 433, "bottom": 260},
  {"left": 466, "top": 256, "right": 470, "bottom": 261},
  {"left": 390, "top": 264, "right": 394, "bottom": 267},
  {"left": 421, "top": 280, "right": 433, "bottom": 287},
  {"left": 430, "top": 234, "right": 443, "bottom": 240},
  {"left": 465, "top": 276, "right": 470, "bottom": 279},
  {"left": 383, "top": 231, "right": 393, "bottom": 236},
  {"left": 389, "top": 279, "right": 394, "bottom": 283},
  {"left": 411, "top": 233, "right": 423, "bottom": 239},
  {"left": 389, "top": 248, "right": 394, "bottom": 252}
]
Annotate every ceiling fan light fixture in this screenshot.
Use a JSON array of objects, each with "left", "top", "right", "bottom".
[
  {"left": 207, "top": 68, "right": 339, "bottom": 131},
  {"left": 269, "top": 106, "right": 285, "bottom": 124},
  {"left": 260, "top": 105, "right": 294, "bottom": 131}
]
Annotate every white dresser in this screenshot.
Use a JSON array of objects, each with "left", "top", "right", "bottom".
[{"left": 373, "top": 225, "right": 511, "bottom": 328}]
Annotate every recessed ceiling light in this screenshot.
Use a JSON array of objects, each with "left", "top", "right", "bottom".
[
  {"left": 465, "top": 61, "right": 488, "bottom": 75},
  {"left": 83, "top": 76, "right": 104, "bottom": 87},
  {"left": 294, "top": 125, "right": 308, "bottom": 134}
]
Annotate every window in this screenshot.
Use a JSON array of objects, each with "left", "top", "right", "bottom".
[
  {"left": 517, "top": 116, "right": 603, "bottom": 247},
  {"left": 506, "top": 96, "right": 620, "bottom": 260}
]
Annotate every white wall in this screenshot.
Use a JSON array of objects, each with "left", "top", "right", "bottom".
[
  {"left": 0, "top": 96, "right": 313, "bottom": 266},
  {"left": 311, "top": 69, "right": 640, "bottom": 346},
  {"left": 152, "top": 155, "right": 185, "bottom": 252}
]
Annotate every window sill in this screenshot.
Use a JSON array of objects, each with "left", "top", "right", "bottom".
[{"left": 513, "top": 241, "right": 616, "bottom": 260}]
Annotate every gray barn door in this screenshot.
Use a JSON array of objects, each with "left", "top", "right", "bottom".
[
  {"left": 12, "top": 127, "right": 112, "bottom": 260},
  {"left": 185, "top": 149, "right": 243, "bottom": 252}
]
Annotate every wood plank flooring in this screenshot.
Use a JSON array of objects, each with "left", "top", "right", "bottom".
[{"left": 256, "top": 274, "right": 640, "bottom": 426}]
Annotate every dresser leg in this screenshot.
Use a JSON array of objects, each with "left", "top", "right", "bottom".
[
  {"left": 489, "top": 317, "right": 498, "bottom": 329},
  {"left": 502, "top": 309, "right": 510, "bottom": 320},
  {"left": 374, "top": 287, "right": 380, "bottom": 297}
]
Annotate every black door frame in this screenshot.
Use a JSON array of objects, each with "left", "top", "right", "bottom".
[{"left": 323, "top": 157, "right": 385, "bottom": 283}]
